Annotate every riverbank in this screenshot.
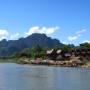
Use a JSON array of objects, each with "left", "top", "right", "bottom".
[
  {"left": 82, "top": 61, "right": 90, "bottom": 68},
  {"left": 0, "top": 58, "right": 90, "bottom": 68},
  {"left": 19, "top": 58, "right": 90, "bottom": 68},
  {"left": 0, "top": 58, "right": 22, "bottom": 64}
]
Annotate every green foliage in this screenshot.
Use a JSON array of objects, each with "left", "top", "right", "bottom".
[
  {"left": 80, "top": 43, "right": 90, "bottom": 49},
  {"left": 61, "top": 44, "right": 74, "bottom": 52},
  {"left": 13, "top": 45, "right": 46, "bottom": 59}
]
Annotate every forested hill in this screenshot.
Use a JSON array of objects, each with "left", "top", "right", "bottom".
[{"left": 0, "top": 33, "right": 63, "bottom": 56}]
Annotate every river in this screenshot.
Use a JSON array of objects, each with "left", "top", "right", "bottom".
[{"left": 0, "top": 63, "right": 90, "bottom": 90}]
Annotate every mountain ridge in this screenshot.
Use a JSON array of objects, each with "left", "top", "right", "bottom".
[{"left": 0, "top": 33, "right": 63, "bottom": 56}]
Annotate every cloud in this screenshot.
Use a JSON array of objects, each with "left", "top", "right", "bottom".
[
  {"left": 76, "top": 29, "right": 86, "bottom": 34},
  {"left": 82, "top": 40, "right": 90, "bottom": 44},
  {"left": 0, "top": 29, "right": 9, "bottom": 36},
  {"left": 25, "top": 26, "right": 59, "bottom": 36},
  {"left": 68, "top": 29, "right": 86, "bottom": 41},
  {"left": 0, "top": 36, "right": 8, "bottom": 41},
  {"left": 0, "top": 29, "right": 20, "bottom": 41},
  {"left": 10, "top": 33, "right": 20, "bottom": 40},
  {"left": 68, "top": 34, "right": 81, "bottom": 41},
  {"left": 62, "top": 41, "right": 67, "bottom": 44},
  {"left": 0, "top": 29, "right": 9, "bottom": 40}
]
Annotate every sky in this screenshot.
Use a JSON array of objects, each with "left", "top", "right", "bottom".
[{"left": 0, "top": 0, "right": 90, "bottom": 45}]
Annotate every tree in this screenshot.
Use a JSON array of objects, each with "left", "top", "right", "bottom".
[
  {"left": 80, "top": 43, "right": 90, "bottom": 49},
  {"left": 33, "top": 45, "right": 45, "bottom": 59},
  {"left": 61, "top": 44, "right": 73, "bottom": 53}
]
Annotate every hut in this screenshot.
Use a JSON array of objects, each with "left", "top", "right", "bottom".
[
  {"left": 46, "top": 49, "right": 57, "bottom": 60},
  {"left": 56, "top": 50, "right": 63, "bottom": 60}
]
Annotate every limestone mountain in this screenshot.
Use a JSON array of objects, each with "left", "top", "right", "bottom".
[{"left": 0, "top": 33, "right": 63, "bottom": 56}]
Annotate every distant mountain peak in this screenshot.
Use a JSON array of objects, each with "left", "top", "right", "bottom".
[
  {"left": 27, "top": 33, "right": 47, "bottom": 38},
  {"left": 0, "top": 33, "right": 63, "bottom": 56}
]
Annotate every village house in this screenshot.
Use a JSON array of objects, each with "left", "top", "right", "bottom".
[
  {"left": 75, "top": 49, "right": 90, "bottom": 57},
  {"left": 46, "top": 49, "right": 57, "bottom": 60},
  {"left": 46, "top": 49, "right": 72, "bottom": 61}
]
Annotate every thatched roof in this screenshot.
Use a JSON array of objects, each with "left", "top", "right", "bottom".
[
  {"left": 46, "top": 49, "right": 54, "bottom": 54},
  {"left": 57, "top": 50, "right": 62, "bottom": 54}
]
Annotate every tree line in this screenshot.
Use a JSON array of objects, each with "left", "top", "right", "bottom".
[{"left": 12, "top": 42, "right": 90, "bottom": 60}]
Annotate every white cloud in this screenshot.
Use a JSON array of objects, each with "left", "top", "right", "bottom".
[
  {"left": 25, "top": 26, "right": 59, "bottom": 36},
  {"left": 68, "top": 29, "right": 86, "bottom": 42},
  {"left": 0, "top": 36, "right": 7, "bottom": 41},
  {"left": 82, "top": 40, "right": 90, "bottom": 44},
  {"left": 10, "top": 33, "right": 20, "bottom": 40},
  {"left": 76, "top": 29, "right": 86, "bottom": 34},
  {"left": 0, "top": 29, "right": 20, "bottom": 41},
  {"left": 62, "top": 41, "right": 67, "bottom": 44},
  {"left": 68, "top": 36, "right": 78, "bottom": 41},
  {"left": 0, "top": 29, "right": 9, "bottom": 40},
  {"left": 0, "top": 29, "right": 9, "bottom": 36},
  {"left": 68, "top": 34, "right": 81, "bottom": 41}
]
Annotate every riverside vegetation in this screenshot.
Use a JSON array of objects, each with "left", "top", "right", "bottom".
[{"left": 0, "top": 42, "right": 90, "bottom": 68}]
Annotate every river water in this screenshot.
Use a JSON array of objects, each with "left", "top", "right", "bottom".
[{"left": 0, "top": 63, "right": 90, "bottom": 90}]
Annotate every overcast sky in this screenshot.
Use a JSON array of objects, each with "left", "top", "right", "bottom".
[{"left": 0, "top": 0, "right": 90, "bottom": 45}]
